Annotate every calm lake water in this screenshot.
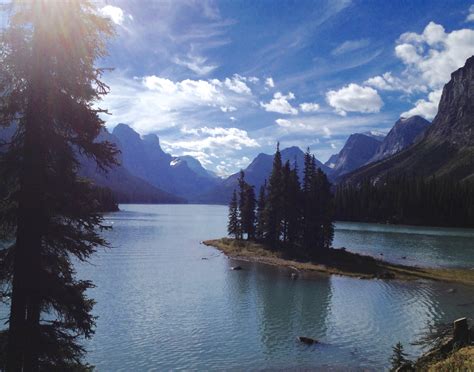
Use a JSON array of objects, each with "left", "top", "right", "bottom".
[{"left": 76, "top": 204, "right": 474, "bottom": 371}]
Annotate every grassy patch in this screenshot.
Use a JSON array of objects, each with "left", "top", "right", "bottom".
[
  {"left": 203, "top": 238, "right": 474, "bottom": 285},
  {"left": 427, "top": 346, "right": 474, "bottom": 371}
]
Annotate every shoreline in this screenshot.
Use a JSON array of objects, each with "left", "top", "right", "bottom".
[{"left": 203, "top": 238, "right": 474, "bottom": 285}]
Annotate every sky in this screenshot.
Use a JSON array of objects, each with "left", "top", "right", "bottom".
[{"left": 96, "top": 0, "right": 474, "bottom": 176}]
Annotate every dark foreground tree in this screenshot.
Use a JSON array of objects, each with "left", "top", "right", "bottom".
[{"left": 0, "top": 1, "right": 117, "bottom": 370}]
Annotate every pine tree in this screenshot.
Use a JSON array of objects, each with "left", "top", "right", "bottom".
[
  {"left": 228, "top": 190, "right": 240, "bottom": 239},
  {"left": 242, "top": 185, "right": 256, "bottom": 240},
  {"left": 286, "top": 161, "right": 301, "bottom": 246},
  {"left": 389, "top": 342, "right": 410, "bottom": 371},
  {"left": 0, "top": 1, "right": 117, "bottom": 369},
  {"left": 263, "top": 143, "right": 284, "bottom": 247},
  {"left": 255, "top": 181, "right": 266, "bottom": 241}
]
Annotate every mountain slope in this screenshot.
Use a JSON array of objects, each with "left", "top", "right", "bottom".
[
  {"left": 369, "top": 116, "right": 430, "bottom": 162},
  {"left": 327, "top": 133, "right": 384, "bottom": 177},
  {"left": 112, "top": 124, "right": 219, "bottom": 200},
  {"left": 78, "top": 129, "right": 184, "bottom": 203},
  {"left": 343, "top": 55, "right": 474, "bottom": 184}
]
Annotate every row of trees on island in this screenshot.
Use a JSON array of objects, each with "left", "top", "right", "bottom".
[{"left": 228, "top": 145, "right": 334, "bottom": 259}]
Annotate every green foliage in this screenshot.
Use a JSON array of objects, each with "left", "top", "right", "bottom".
[
  {"left": 390, "top": 342, "right": 410, "bottom": 371},
  {"left": 0, "top": 1, "right": 117, "bottom": 370},
  {"left": 335, "top": 175, "right": 474, "bottom": 227}
]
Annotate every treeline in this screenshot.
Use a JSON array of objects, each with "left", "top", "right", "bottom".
[
  {"left": 93, "top": 186, "right": 120, "bottom": 212},
  {"left": 228, "top": 145, "right": 334, "bottom": 259},
  {"left": 335, "top": 175, "right": 474, "bottom": 227}
]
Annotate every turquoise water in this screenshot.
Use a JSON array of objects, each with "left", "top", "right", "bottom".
[{"left": 76, "top": 204, "right": 474, "bottom": 371}]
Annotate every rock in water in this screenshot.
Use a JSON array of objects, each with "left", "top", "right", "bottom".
[{"left": 298, "top": 336, "right": 318, "bottom": 345}]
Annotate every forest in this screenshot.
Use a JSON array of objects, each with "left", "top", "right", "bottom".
[{"left": 335, "top": 175, "right": 474, "bottom": 228}]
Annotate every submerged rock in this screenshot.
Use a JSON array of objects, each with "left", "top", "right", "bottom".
[
  {"left": 291, "top": 272, "right": 298, "bottom": 280},
  {"left": 298, "top": 336, "right": 318, "bottom": 345}
]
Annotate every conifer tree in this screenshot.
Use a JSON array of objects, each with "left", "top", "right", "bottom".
[
  {"left": 0, "top": 1, "right": 117, "bottom": 369},
  {"left": 389, "top": 342, "right": 410, "bottom": 371},
  {"left": 228, "top": 190, "right": 240, "bottom": 239},
  {"left": 255, "top": 181, "right": 266, "bottom": 241},
  {"left": 242, "top": 185, "right": 256, "bottom": 240},
  {"left": 286, "top": 161, "right": 301, "bottom": 245},
  {"left": 263, "top": 143, "right": 284, "bottom": 246}
]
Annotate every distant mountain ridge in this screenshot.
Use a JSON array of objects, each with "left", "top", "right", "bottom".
[
  {"left": 112, "top": 124, "right": 220, "bottom": 201},
  {"left": 198, "top": 146, "right": 332, "bottom": 204},
  {"left": 326, "top": 133, "right": 383, "bottom": 177},
  {"left": 343, "top": 55, "right": 474, "bottom": 184},
  {"left": 326, "top": 116, "right": 430, "bottom": 178},
  {"left": 369, "top": 116, "right": 430, "bottom": 163}
]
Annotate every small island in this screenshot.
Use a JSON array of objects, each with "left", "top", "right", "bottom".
[
  {"left": 203, "top": 238, "right": 474, "bottom": 285},
  {"left": 207, "top": 147, "right": 474, "bottom": 286}
]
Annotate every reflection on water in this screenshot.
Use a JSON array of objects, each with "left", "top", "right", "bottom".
[{"left": 71, "top": 205, "right": 474, "bottom": 371}]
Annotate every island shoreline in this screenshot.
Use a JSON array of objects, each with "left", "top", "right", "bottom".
[{"left": 203, "top": 238, "right": 474, "bottom": 285}]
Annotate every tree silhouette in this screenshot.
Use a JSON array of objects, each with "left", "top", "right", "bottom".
[{"left": 0, "top": 1, "right": 117, "bottom": 369}]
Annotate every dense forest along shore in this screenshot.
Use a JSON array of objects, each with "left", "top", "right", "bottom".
[{"left": 203, "top": 238, "right": 474, "bottom": 285}]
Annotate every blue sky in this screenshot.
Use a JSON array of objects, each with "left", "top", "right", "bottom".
[{"left": 97, "top": 0, "right": 474, "bottom": 176}]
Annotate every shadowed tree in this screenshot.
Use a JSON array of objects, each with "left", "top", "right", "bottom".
[
  {"left": 255, "top": 181, "right": 266, "bottom": 241},
  {"left": 0, "top": 1, "right": 117, "bottom": 370},
  {"left": 227, "top": 189, "right": 240, "bottom": 239},
  {"left": 263, "top": 143, "right": 283, "bottom": 247}
]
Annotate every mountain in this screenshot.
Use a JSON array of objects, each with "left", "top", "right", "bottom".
[
  {"left": 199, "top": 146, "right": 332, "bottom": 204},
  {"left": 112, "top": 124, "right": 220, "bottom": 200},
  {"left": 369, "top": 116, "right": 430, "bottom": 162},
  {"left": 170, "top": 155, "right": 217, "bottom": 179},
  {"left": 343, "top": 55, "right": 474, "bottom": 184},
  {"left": 0, "top": 125, "right": 183, "bottom": 204},
  {"left": 326, "top": 133, "right": 384, "bottom": 177},
  {"left": 78, "top": 130, "right": 184, "bottom": 204}
]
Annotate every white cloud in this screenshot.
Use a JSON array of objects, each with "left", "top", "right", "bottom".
[
  {"left": 275, "top": 118, "right": 292, "bottom": 127},
  {"left": 391, "top": 21, "right": 474, "bottom": 118},
  {"left": 364, "top": 72, "right": 423, "bottom": 93},
  {"left": 299, "top": 102, "right": 320, "bottom": 112},
  {"left": 401, "top": 89, "right": 442, "bottom": 120},
  {"left": 100, "top": 5, "right": 125, "bottom": 25},
  {"left": 467, "top": 5, "right": 474, "bottom": 22},
  {"left": 395, "top": 22, "right": 474, "bottom": 90},
  {"left": 260, "top": 91, "right": 298, "bottom": 115},
  {"left": 326, "top": 83, "right": 383, "bottom": 116},
  {"left": 331, "top": 38, "right": 370, "bottom": 56},
  {"left": 173, "top": 54, "right": 217, "bottom": 76},
  {"left": 220, "top": 105, "right": 237, "bottom": 112},
  {"left": 102, "top": 72, "right": 257, "bottom": 135},
  {"left": 143, "top": 76, "right": 221, "bottom": 102},
  {"left": 265, "top": 77, "right": 275, "bottom": 88},
  {"left": 224, "top": 74, "right": 252, "bottom": 94},
  {"left": 163, "top": 126, "right": 259, "bottom": 176}
]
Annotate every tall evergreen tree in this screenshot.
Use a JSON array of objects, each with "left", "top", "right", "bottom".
[
  {"left": 255, "top": 181, "right": 266, "bottom": 241},
  {"left": 227, "top": 190, "right": 240, "bottom": 239},
  {"left": 0, "top": 1, "right": 117, "bottom": 369},
  {"left": 286, "top": 160, "right": 301, "bottom": 246},
  {"left": 263, "top": 143, "right": 283, "bottom": 246},
  {"left": 242, "top": 185, "right": 256, "bottom": 240},
  {"left": 237, "top": 171, "right": 256, "bottom": 240}
]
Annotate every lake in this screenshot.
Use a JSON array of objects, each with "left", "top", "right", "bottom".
[{"left": 78, "top": 204, "right": 474, "bottom": 371}]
